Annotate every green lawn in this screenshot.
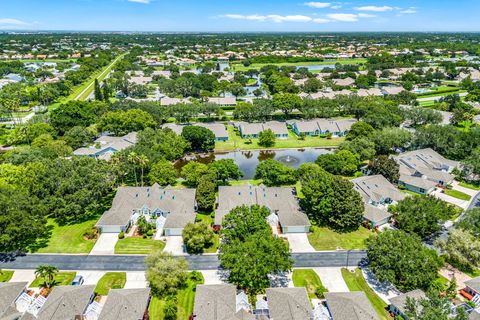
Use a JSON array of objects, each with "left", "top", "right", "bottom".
[
  {"left": 149, "top": 272, "right": 204, "bottom": 320},
  {"left": 37, "top": 218, "right": 98, "bottom": 254},
  {"left": 30, "top": 272, "right": 77, "bottom": 288},
  {"left": 341, "top": 268, "right": 390, "bottom": 320},
  {"left": 114, "top": 237, "right": 165, "bottom": 254},
  {"left": 194, "top": 213, "right": 219, "bottom": 253},
  {"left": 444, "top": 189, "right": 471, "bottom": 201},
  {"left": 400, "top": 189, "right": 421, "bottom": 196},
  {"left": 215, "top": 125, "right": 343, "bottom": 151},
  {"left": 231, "top": 58, "right": 367, "bottom": 71},
  {"left": 459, "top": 181, "right": 480, "bottom": 190},
  {"left": 292, "top": 269, "right": 328, "bottom": 299},
  {"left": 0, "top": 270, "right": 14, "bottom": 282},
  {"left": 308, "top": 226, "right": 374, "bottom": 251},
  {"left": 95, "top": 272, "right": 126, "bottom": 296}
]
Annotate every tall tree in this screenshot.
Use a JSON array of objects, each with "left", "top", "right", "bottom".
[
  {"left": 94, "top": 78, "right": 103, "bottom": 101},
  {"left": 145, "top": 251, "right": 188, "bottom": 298}
]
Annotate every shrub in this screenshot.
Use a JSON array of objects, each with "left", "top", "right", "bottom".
[{"left": 118, "top": 231, "right": 125, "bottom": 239}]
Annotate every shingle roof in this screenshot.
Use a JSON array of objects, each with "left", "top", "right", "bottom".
[
  {"left": 73, "top": 132, "right": 137, "bottom": 157},
  {"left": 363, "top": 204, "right": 391, "bottom": 224},
  {"left": 265, "top": 288, "right": 312, "bottom": 320},
  {"left": 465, "top": 276, "right": 480, "bottom": 294},
  {"left": 325, "top": 292, "right": 379, "bottom": 320},
  {"left": 35, "top": 285, "right": 95, "bottom": 320},
  {"left": 215, "top": 185, "right": 310, "bottom": 228},
  {"left": 96, "top": 184, "right": 196, "bottom": 229},
  {"left": 388, "top": 289, "right": 426, "bottom": 315},
  {"left": 351, "top": 175, "right": 406, "bottom": 203},
  {"left": 0, "top": 282, "right": 27, "bottom": 319},
  {"left": 195, "top": 123, "right": 229, "bottom": 139},
  {"left": 398, "top": 174, "right": 437, "bottom": 190},
  {"left": 98, "top": 288, "right": 150, "bottom": 320},
  {"left": 193, "top": 284, "right": 237, "bottom": 320}
]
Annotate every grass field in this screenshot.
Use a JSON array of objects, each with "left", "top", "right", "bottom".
[
  {"left": 114, "top": 237, "right": 165, "bottom": 254},
  {"left": 459, "top": 181, "right": 480, "bottom": 190},
  {"left": 215, "top": 125, "right": 343, "bottom": 151},
  {"left": 30, "top": 272, "right": 76, "bottom": 288},
  {"left": 37, "top": 218, "right": 98, "bottom": 254},
  {"left": 230, "top": 58, "right": 367, "bottom": 72},
  {"left": 444, "top": 189, "right": 471, "bottom": 201},
  {"left": 292, "top": 269, "right": 328, "bottom": 299},
  {"left": 308, "top": 226, "right": 374, "bottom": 251},
  {"left": 95, "top": 272, "right": 126, "bottom": 296},
  {"left": 0, "top": 270, "right": 14, "bottom": 282},
  {"left": 149, "top": 272, "right": 204, "bottom": 320},
  {"left": 341, "top": 268, "right": 390, "bottom": 320}
]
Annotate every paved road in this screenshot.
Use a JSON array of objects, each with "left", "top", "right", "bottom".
[
  {"left": 0, "top": 251, "right": 367, "bottom": 271},
  {"left": 467, "top": 191, "right": 480, "bottom": 211}
]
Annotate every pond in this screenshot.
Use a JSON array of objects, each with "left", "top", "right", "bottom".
[
  {"left": 296, "top": 64, "right": 336, "bottom": 71},
  {"left": 175, "top": 148, "right": 333, "bottom": 179}
]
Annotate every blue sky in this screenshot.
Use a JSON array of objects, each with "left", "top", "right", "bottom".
[{"left": 1, "top": 0, "right": 479, "bottom": 32}]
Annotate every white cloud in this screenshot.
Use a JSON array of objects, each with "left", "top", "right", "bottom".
[
  {"left": 400, "top": 7, "right": 417, "bottom": 14},
  {"left": 0, "top": 18, "right": 28, "bottom": 26},
  {"left": 127, "top": 0, "right": 150, "bottom": 3},
  {"left": 304, "top": 2, "right": 331, "bottom": 8},
  {"left": 313, "top": 18, "right": 331, "bottom": 23},
  {"left": 357, "top": 13, "right": 376, "bottom": 18},
  {"left": 223, "top": 14, "right": 312, "bottom": 23},
  {"left": 330, "top": 5, "right": 342, "bottom": 9},
  {"left": 326, "top": 13, "right": 359, "bottom": 22},
  {"left": 355, "top": 5, "right": 394, "bottom": 12}
]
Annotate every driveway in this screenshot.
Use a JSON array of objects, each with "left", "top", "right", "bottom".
[
  {"left": 124, "top": 271, "right": 147, "bottom": 289},
  {"left": 313, "top": 267, "right": 349, "bottom": 292},
  {"left": 90, "top": 233, "right": 119, "bottom": 255},
  {"left": 200, "top": 270, "right": 225, "bottom": 285},
  {"left": 432, "top": 189, "right": 469, "bottom": 210},
  {"left": 163, "top": 236, "right": 185, "bottom": 255},
  {"left": 9, "top": 270, "right": 36, "bottom": 286},
  {"left": 362, "top": 268, "right": 400, "bottom": 304},
  {"left": 76, "top": 271, "right": 105, "bottom": 285},
  {"left": 284, "top": 233, "right": 316, "bottom": 253}
]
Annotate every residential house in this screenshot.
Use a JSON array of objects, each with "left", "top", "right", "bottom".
[
  {"left": 73, "top": 132, "right": 137, "bottom": 161},
  {"left": 324, "top": 292, "right": 379, "bottom": 320},
  {"left": 289, "top": 118, "right": 356, "bottom": 137},
  {"left": 333, "top": 77, "right": 355, "bottom": 87},
  {"left": 463, "top": 277, "right": 480, "bottom": 302},
  {"left": 394, "top": 148, "right": 459, "bottom": 194},
  {"left": 236, "top": 121, "right": 288, "bottom": 139},
  {"left": 97, "top": 289, "right": 151, "bottom": 320},
  {"left": 161, "top": 123, "right": 184, "bottom": 135},
  {"left": 22, "top": 285, "right": 96, "bottom": 320},
  {"left": 351, "top": 175, "right": 406, "bottom": 228},
  {"left": 159, "top": 97, "right": 191, "bottom": 106},
  {"left": 206, "top": 97, "right": 237, "bottom": 106},
  {"left": 388, "top": 289, "right": 426, "bottom": 319},
  {"left": 0, "top": 282, "right": 28, "bottom": 320},
  {"left": 96, "top": 184, "right": 196, "bottom": 236},
  {"left": 129, "top": 76, "right": 152, "bottom": 85},
  {"left": 381, "top": 86, "right": 404, "bottom": 95},
  {"left": 192, "top": 284, "right": 254, "bottom": 320},
  {"left": 263, "top": 288, "right": 312, "bottom": 320},
  {"left": 196, "top": 123, "right": 229, "bottom": 141},
  {"left": 215, "top": 185, "right": 311, "bottom": 234}
]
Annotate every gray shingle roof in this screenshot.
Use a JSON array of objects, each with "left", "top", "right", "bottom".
[
  {"left": 98, "top": 288, "right": 150, "bottom": 320},
  {"left": 398, "top": 174, "right": 437, "bottom": 190},
  {"left": 0, "top": 282, "right": 27, "bottom": 319},
  {"left": 325, "top": 292, "right": 379, "bottom": 320},
  {"left": 97, "top": 184, "right": 196, "bottom": 229},
  {"left": 215, "top": 185, "right": 310, "bottom": 228},
  {"left": 265, "top": 288, "right": 312, "bottom": 320},
  {"left": 465, "top": 276, "right": 480, "bottom": 294},
  {"left": 388, "top": 289, "right": 426, "bottom": 315},
  {"left": 35, "top": 285, "right": 95, "bottom": 320},
  {"left": 73, "top": 132, "right": 137, "bottom": 157},
  {"left": 363, "top": 204, "right": 391, "bottom": 224},
  {"left": 195, "top": 123, "right": 229, "bottom": 139},
  {"left": 193, "top": 284, "right": 237, "bottom": 320},
  {"left": 351, "top": 175, "right": 406, "bottom": 204}
]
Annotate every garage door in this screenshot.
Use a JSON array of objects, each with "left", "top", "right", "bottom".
[
  {"left": 164, "top": 228, "right": 183, "bottom": 236},
  {"left": 100, "top": 225, "right": 121, "bottom": 233},
  {"left": 283, "top": 226, "right": 309, "bottom": 233}
]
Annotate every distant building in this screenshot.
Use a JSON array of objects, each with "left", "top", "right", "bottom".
[
  {"left": 288, "top": 118, "right": 356, "bottom": 137},
  {"left": 73, "top": 132, "right": 137, "bottom": 161},
  {"left": 236, "top": 121, "right": 289, "bottom": 139},
  {"left": 161, "top": 123, "right": 229, "bottom": 141}
]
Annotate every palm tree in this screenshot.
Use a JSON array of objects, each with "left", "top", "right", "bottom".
[
  {"left": 127, "top": 152, "right": 140, "bottom": 186},
  {"left": 138, "top": 155, "right": 149, "bottom": 187},
  {"left": 35, "top": 265, "right": 58, "bottom": 288}
]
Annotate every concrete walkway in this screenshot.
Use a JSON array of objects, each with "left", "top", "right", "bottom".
[
  {"left": 284, "top": 233, "right": 316, "bottom": 253},
  {"left": 9, "top": 270, "right": 36, "bottom": 286},
  {"left": 90, "top": 233, "right": 119, "bottom": 255},
  {"left": 163, "top": 236, "right": 185, "bottom": 255},
  {"left": 124, "top": 271, "right": 148, "bottom": 289},
  {"left": 313, "top": 267, "right": 349, "bottom": 292},
  {"left": 362, "top": 268, "right": 400, "bottom": 304}
]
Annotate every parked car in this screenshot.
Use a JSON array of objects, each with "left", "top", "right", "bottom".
[{"left": 71, "top": 275, "right": 84, "bottom": 286}]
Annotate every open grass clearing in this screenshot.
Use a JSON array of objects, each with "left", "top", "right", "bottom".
[
  {"left": 95, "top": 272, "right": 126, "bottom": 296},
  {"left": 292, "top": 269, "right": 328, "bottom": 299},
  {"left": 308, "top": 226, "right": 374, "bottom": 251},
  {"left": 30, "top": 272, "right": 76, "bottom": 288},
  {"left": 114, "top": 237, "right": 165, "bottom": 254},
  {"left": 341, "top": 268, "right": 390, "bottom": 320},
  {"left": 230, "top": 58, "right": 367, "bottom": 71},
  {"left": 444, "top": 189, "right": 471, "bottom": 201},
  {"left": 459, "top": 181, "right": 480, "bottom": 190},
  {"left": 37, "top": 218, "right": 98, "bottom": 254}
]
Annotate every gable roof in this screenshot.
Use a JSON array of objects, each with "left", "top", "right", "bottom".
[
  {"left": 193, "top": 284, "right": 237, "bottom": 320},
  {"left": 325, "top": 292, "right": 379, "bottom": 320},
  {"left": 388, "top": 289, "right": 426, "bottom": 315},
  {"left": 35, "top": 285, "right": 95, "bottom": 320},
  {"left": 195, "top": 123, "right": 229, "bottom": 139},
  {"left": 96, "top": 184, "right": 196, "bottom": 229},
  {"left": 363, "top": 204, "right": 391, "bottom": 224},
  {"left": 465, "top": 276, "right": 480, "bottom": 293},
  {"left": 0, "top": 282, "right": 27, "bottom": 319},
  {"left": 98, "top": 288, "right": 150, "bottom": 320},
  {"left": 73, "top": 132, "right": 137, "bottom": 157},
  {"left": 265, "top": 288, "right": 312, "bottom": 320},
  {"left": 351, "top": 175, "right": 406, "bottom": 203}
]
